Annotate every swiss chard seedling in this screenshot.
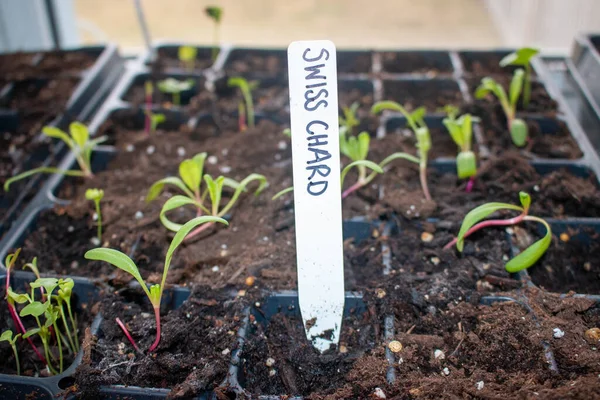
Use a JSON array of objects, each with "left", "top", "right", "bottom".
[
  {"left": 499, "top": 47, "right": 540, "bottom": 109},
  {"left": 145, "top": 111, "right": 166, "bottom": 134},
  {"left": 144, "top": 81, "right": 153, "bottom": 134},
  {"left": 443, "top": 108, "right": 479, "bottom": 180},
  {"left": 147, "top": 152, "right": 267, "bottom": 241},
  {"left": 475, "top": 69, "right": 528, "bottom": 147},
  {"left": 371, "top": 101, "right": 432, "bottom": 201},
  {"left": 444, "top": 191, "right": 551, "bottom": 272},
  {"left": 178, "top": 45, "right": 198, "bottom": 71},
  {"left": 205, "top": 6, "right": 223, "bottom": 61},
  {"left": 228, "top": 76, "right": 258, "bottom": 131},
  {"left": 85, "top": 216, "right": 227, "bottom": 352},
  {"left": 4, "top": 122, "right": 106, "bottom": 192},
  {"left": 85, "top": 188, "right": 104, "bottom": 241},
  {"left": 4, "top": 251, "right": 81, "bottom": 375},
  {"left": 157, "top": 78, "right": 195, "bottom": 106}
]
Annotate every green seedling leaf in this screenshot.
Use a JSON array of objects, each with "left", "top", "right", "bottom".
[
  {"left": 147, "top": 177, "right": 195, "bottom": 203},
  {"left": 510, "top": 118, "right": 528, "bottom": 147},
  {"left": 378, "top": 152, "right": 420, "bottom": 168},
  {"left": 272, "top": 187, "right": 294, "bottom": 200},
  {"left": 178, "top": 45, "right": 197, "bottom": 62},
  {"left": 22, "top": 328, "right": 40, "bottom": 339},
  {"left": 505, "top": 216, "right": 551, "bottom": 272},
  {"left": 30, "top": 278, "right": 59, "bottom": 294},
  {"left": 205, "top": 6, "right": 222, "bottom": 23},
  {"left": 70, "top": 122, "right": 89, "bottom": 149},
  {"left": 357, "top": 132, "right": 370, "bottom": 160},
  {"left": 159, "top": 195, "right": 202, "bottom": 232},
  {"left": 23, "top": 256, "right": 40, "bottom": 277},
  {"left": 204, "top": 175, "right": 225, "bottom": 216},
  {"left": 149, "top": 284, "right": 161, "bottom": 306},
  {"left": 4, "top": 167, "right": 86, "bottom": 192},
  {"left": 58, "top": 278, "right": 74, "bottom": 298},
  {"left": 499, "top": 48, "right": 540, "bottom": 67},
  {"left": 220, "top": 173, "right": 268, "bottom": 217},
  {"left": 85, "top": 249, "right": 151, "bottom": 299},
  {"left": 179, "top": 159, "right": 201, "bottom": 192},
  {"left": 5, "top": 248, "right": 21, "bottom": 270},
  {"left": 85, "top": 188, "right": 104, "bottom": 202},
  {"left": 7, "top": 288, "right": 30, "bottom": 304},
  {"left": 157, "top": 78, "right": 194, "bottom": 93},
  {"left": 509, "top": 69, "right": 525, "bottom": 108},
  {"left": 42, "top": 126, "right": 73, "bottom": 149},
  {"left": 519, "top": 192, "right": 531, "bottom": 210},
  {"left": 456, "top": 151, "right": 477, "bottom": 179},
  {"left": 0, "top": 330, "right": 14, "bottom": 342},
  {"left": 20, "top": 301, "right": 49, "bottom": 318},
  {"left": 341, "top": 160, "right": 383, "bottom": 187},
  {"left": 456, "top": 202, "right": 524, "bottom": 251},
  {"left": 44, "top": 308, "right": 59, "bottom": 327}
]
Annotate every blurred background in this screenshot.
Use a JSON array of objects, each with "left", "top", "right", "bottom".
[{"left": 1, "top": 0, "right": 600, "bottom": 54}]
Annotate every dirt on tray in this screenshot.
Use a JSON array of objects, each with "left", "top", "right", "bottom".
[
  {"left": 382, "top": 80, "right": 463, "bottom": 112},
  {"left": 74, "top": 286, "right": 243, "bottom": 399},
  {"left": 380, "top": 51, "right": 453, "bottom": 75}
]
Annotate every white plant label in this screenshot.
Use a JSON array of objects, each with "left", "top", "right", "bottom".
[{"left": 287, "top": 40, "right": 344, "bottom": 352}]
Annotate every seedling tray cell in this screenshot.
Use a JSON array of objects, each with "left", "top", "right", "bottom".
[{"left": 378, "top": 50, "right": 454, "bottom": 76}]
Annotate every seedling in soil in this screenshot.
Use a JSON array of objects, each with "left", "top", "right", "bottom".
[
  {"left": 145, "top": 111, "right": 166, "bottom": 134},
  {"left": 147, "top": 152, "right": 267, "bottom": 240},
  {"left": 475, "top": 69, "right": 528, "bottom": 147},
  {"left": 205, "top": 6, "right": 223, "bottom": 61},
  {"left": 228, "top": 76, "right": 258, "bottom": 131},
  {"left": 444, "top": 191, "right": 551, "bottom": 272},
  {"left": 178, "top": 45, "right": 197, "bottom": 71},
  {"left": 339, "top": 102, "right": 360, "bottom": 136},
  {"left": 371, "top": 101, "right": 432, "bottom": 201},
  {"left": 443, "top": 107, "right": 479, "bottom": 182},
  {"left": 144, "top": 81, "right": 153, "bottom": 134},
  {"left": 157, "top": 78, "right": 195, "bottom": 106},
  {"left": 4, "top": 122, "right": 106, "bottom": 191},
  {"left": 499, "top": 47, "right": 539, "bottom": 109},
  {"left": 5, "top": 252, "right": 81, "bottom": 375},
  {"left": 0, "top": 330, "right": 21, "bottom": 375},
  {"left": 85, "top": 188, "right": 104, "bottom": 241},
  {"left": 85, "top": 216, "right": 227, "bottom": 352},
  {"left": 282, "top": 128, "right": 291, "bottom": 138}
]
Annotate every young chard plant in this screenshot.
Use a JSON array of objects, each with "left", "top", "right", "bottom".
[
  {"left": 475, "top": 69, "right": 528, "bottom": 147},
  {"left": 147, "top": 152, "right": 267, "bottom": 240},
  {"left": 443, "top": 107, "right": 479, "bottom": 185},
  {"left": 85, "top": 216, "right": 227, "bottom": 352},
  {"left": 4, "top": 122, "right": 106, "bottom": 192},
  {"left": 371, "top": 101, "right": 432, "bottom": 201},
  {"left": 178, "top": 45, "right": 197, "bottom": 71},
  {"left": 157, "top": 78, "right": 195, "bottom": 106},
  {"left": 4, "top": 252, "right": 81, "bottom": 376},
  {"left": 228, "top": 77, "right": 258, "bottom": 131},
  {"left": 0, "top": 330, "right": 21, "bottom": 375},
  {"left": 444, "top": 192, "right": 551, "bottom": 272},
  {"left": 499, "top": 47, "right": 539, "bottom": 109},
  {"left": 145, "top": 111, "right": 166, "bottom": 134},
  {"left": 85, "top": 188, "right": 104, "bottom": 241},
  {"left": 205, "top": 6, "right": 223, "bottom": 61}
]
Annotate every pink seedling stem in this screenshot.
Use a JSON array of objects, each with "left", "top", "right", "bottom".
[
  {"left": 115, "top": 318, "right": 141, "bottom": 353},
  {"left": 342, "top": 181, "right": 363, "bottom": 199},
  {"left": 183, "top": 221, "right": 214, "bottom": 242},
  {"left": 465, "top": 177, "right": 475, "bottom": 193},
  {"left": 5, "top": 269, "right": 47, "bottom": 364},
  {"left": 420, "top": 167, "right": 432, "bottom": 201},
  {"left": 148, "top": 307, "right": 161, "bottom": 352},
  {"left": 444, "top": 211, "right": 526, "bottom": 250}
]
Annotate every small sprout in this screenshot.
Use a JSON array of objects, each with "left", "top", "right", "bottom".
[
  {"left": 443, "top": 111, "right": 479, "bottom": 179},
  {"left": 4, "top": 122, "right": 106, "bottom": 192},
  {"left": 339, "top": 102, "right": 360, "bottom": 136},
  {"left": 147, "top": 153, "right": 267, "bottom": 241},
  {"left": 499, "top": 47, "right": 540, "bottom": 108},
  {"left": 157, "top": 78, "right": 195, "bottom": 106},
  {"left": 444, "top": 192, "right": 551, "bottom": 273},
  {"left": 372, "top": 101, "right": 432, "bottom": 201},
  {"left": 85, "top": 217, "right": 228, "bottom": 352},
  {"left": 228, "top": 77, "right": 258, "bottom": 131},
  {"left": 145, "top": 111, "right": 166, "bottom": 134},
  {"left": 1, "top": 330, "right": 22, "bottom": 375},
  {"left": 85, "top": 188, "right": 104, "bottom": 241},
  {"left": 144, "top": 81, "right": 153, "bottom": 135},
  {"left": 178, "top": 45, "right": 197, "bottom": 71},
  {"left": 475, "top": 69, "right": 528, "bottom": 147},
  {"left": 282, "top": 128, "right": 291, "bottom": 138},
  {"left": 205, "top": 6, "right": 223, "bottom": 61}
]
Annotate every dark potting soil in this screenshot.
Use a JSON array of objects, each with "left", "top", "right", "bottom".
[
  {"left": 0, "top": 285, "right": 94, "bottom": 376},
  {"left": 382, "top": 79, "right": 463, "bottom": 112},
  {"left": 476, "top": 110, "right": 583, "bottom": 159},
  {"left": 74, "top": 287, "right": 243, "bottom": 398},
  {"left": 224, "top": 50, "right": 288, "bottom": 78},
  {"left": 512, "top": 224, "right": 600, "bottom": 294},
  {"left": 239, "top": 302, "right": 386, "bottom": 398},
  {"left": 337, "top": 51, "right": 373, "bottom": 74},
  {"left": 459, "top": 51, "right": 538, "bottom": 77},
  {"left": 0, "top": 50, "right": 97, "bottom": 81},
  {"left": 149, "top": 46, "right": 215, "bottom": 72},
  {"left": 380, "top": 51, "right": 453, "bottom": 75},
  {"left": 465, "top": 76, "right": 558, "bottom": 113}
]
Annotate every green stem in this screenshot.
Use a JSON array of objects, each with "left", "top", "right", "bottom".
[
  {"left": 4, "top": 168, "right": 87, "bottom": 192},
  {"left": 11, "top": 344, "right": 20, "bottom": 375},
  {"left": 59, "top": 303, "right": 76, "bottom": 354},
  {"left": 212, "top": 23, "right": 219, "bottom": 61},
  {"left": 420, "top": 158, "right": 431, "bottom": 201},
  {"left": 66, "top": 303, "right": 79, "bottom": 352},
  {"left": 94, "top": 200, "right": 102, "bottom": 241},
  {"left": 42, "top": 336, "right": 58, "bottom": 375},
  {"left": 53, "top": 322, "right": 63, "bottom": 373}
]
